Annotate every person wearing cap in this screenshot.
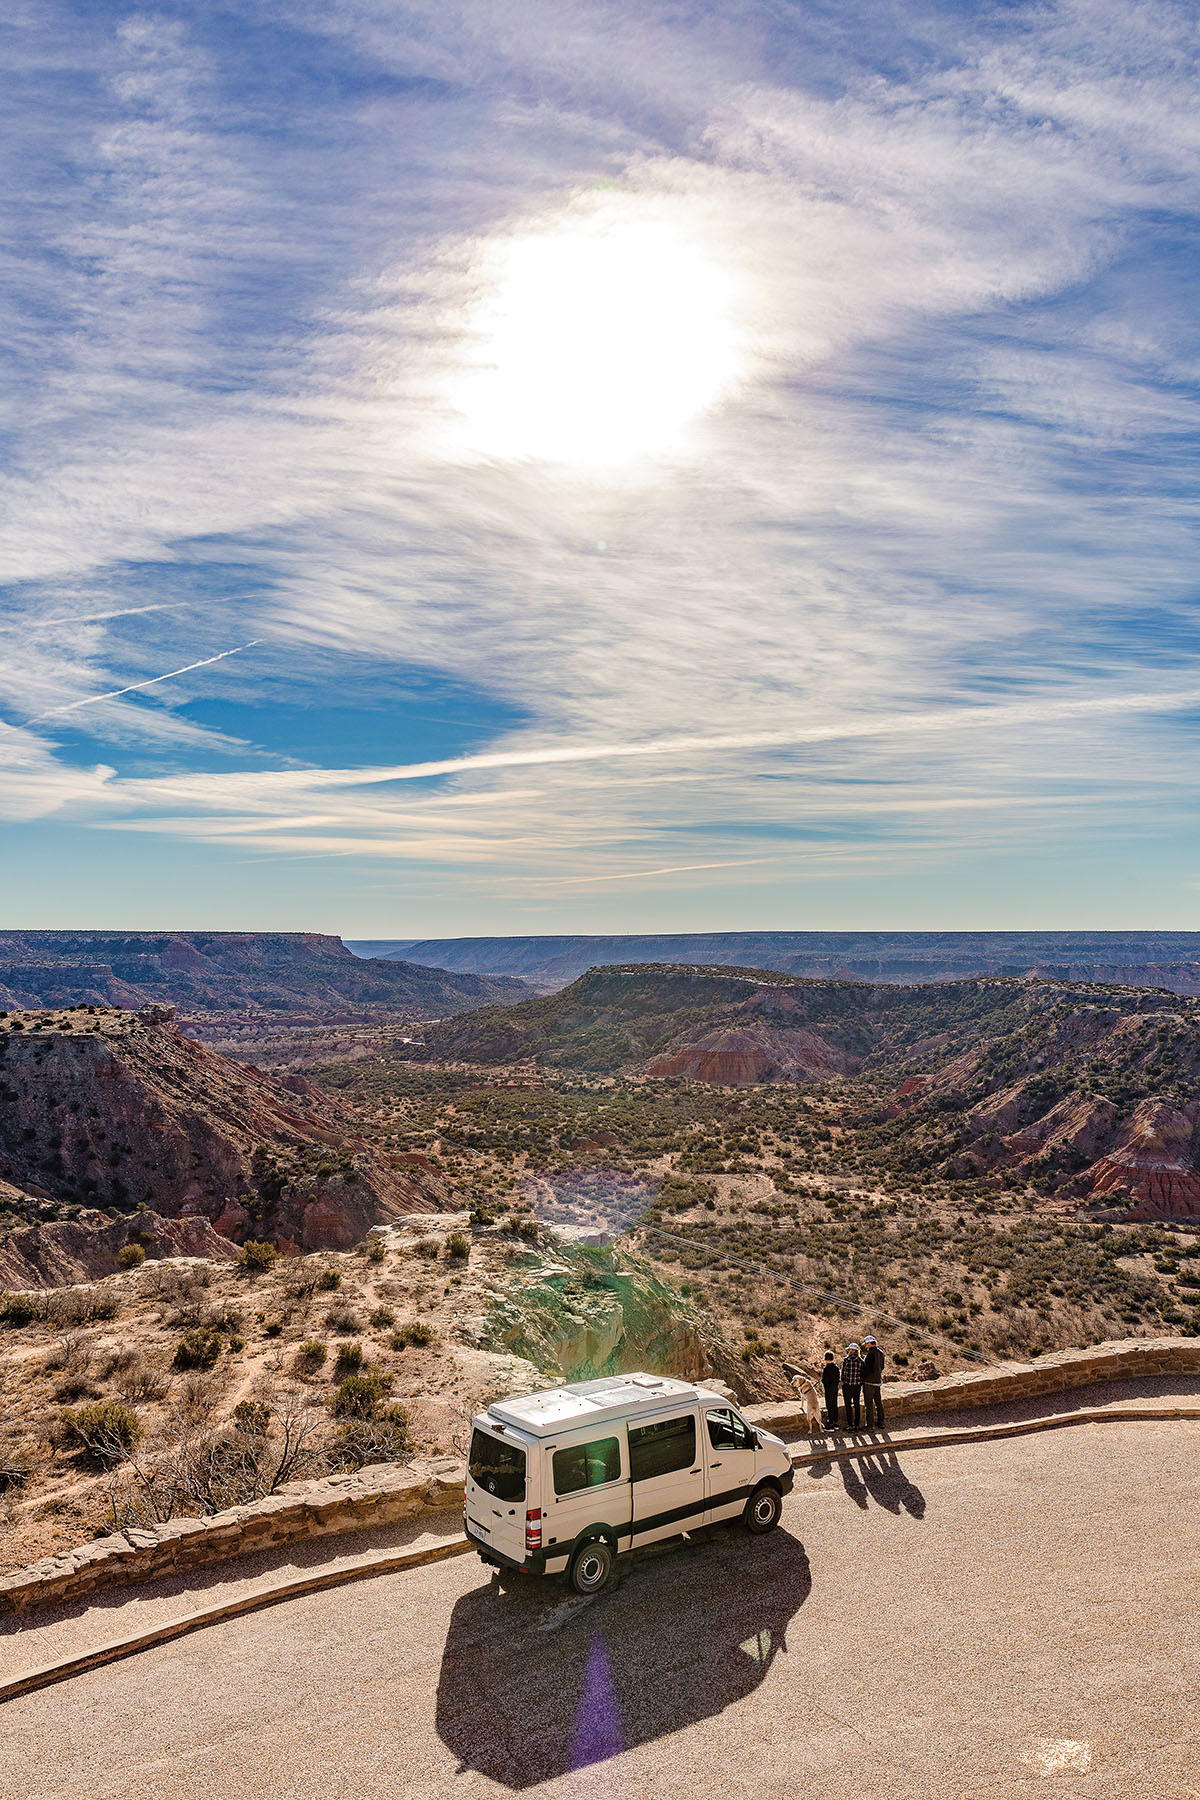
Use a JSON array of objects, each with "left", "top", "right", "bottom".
[
  {"left": 862, "top": 1335, "right": 885, "bottom": 1427},
  {"left": 820, "top": 1349, "right": 840, "bottom": 1429},
  {"left": 840, "top": 1342, "right": 864, "bottom": 1430}
]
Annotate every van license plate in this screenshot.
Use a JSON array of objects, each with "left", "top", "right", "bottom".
[{"left": 469, "top": 1518, "right": 490, "bottom": 1536}]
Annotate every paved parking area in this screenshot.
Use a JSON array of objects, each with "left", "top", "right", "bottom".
[{"left": 1, "top": 1420, "right": 1198, "bottom": 1800}]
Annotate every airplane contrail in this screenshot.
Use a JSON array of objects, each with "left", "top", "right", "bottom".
[{"left": 34, "top": 641, "right": 261, "bottom": 717}]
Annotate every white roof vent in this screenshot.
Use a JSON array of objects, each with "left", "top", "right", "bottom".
[{"left": 630, "top": 1375, "right": 664, "bottom": 1387}]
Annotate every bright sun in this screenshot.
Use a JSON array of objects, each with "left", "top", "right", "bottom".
[{"left": 448, "top": 201, "right": 747, "bottom": 472}]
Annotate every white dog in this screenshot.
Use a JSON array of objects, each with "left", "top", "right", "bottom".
[{"left": 789, "top": 1372, "right": 824, "bottom": 1434}]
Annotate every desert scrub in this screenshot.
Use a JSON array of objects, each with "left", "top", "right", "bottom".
[
  {"left": 237, "top": 1239, "right": 280, "bottom": 1273},
  {"left": 444, "top": 1231, "right": 470, "bottom": 1260},
  {"left": 391, "top": 1320, "right": 435, "bottom": 1350},
  {"left": 332, "top": 1371, "right": 394, "bottom": 1418},
  {"left": 415, "top": 1237, "right": 441, "bottom": 1260},
  {"left": 172, "top": 1327, "right": 223, "bottom": 1371},
  {"left": 232, "top": 1400, "right": 272, "bottom": 1436},
  {"left": 334, "top": 1341, "right": 366, "bottom": 1377},
  {"left": 295, "top": 1339, "right": 327, "bottom": 1372},
  {"left": 332, "top": 1406, "right": 410, "bottom": 1469},
  {"left": 0, "top": 1293, "right": 37, "bottom": 1328},
  {"left": 316, "top": 1268, "right": 342, "bottom": 1291},
  {"left": 103, "top": 1348, "right": 169, "bottom": 1403},
  {"left": 323, "top": 1305, "right": 363, "bottom": 1335},
  {"left": 59, "top": 1400, "right": 141, "bottom": 1463},
  {"left": 117, "top": 1243, "right": 146, "bottom": 1270},
  {"left": 366, "top": 1239, "right": 386, "bottom": 1264},
  {"left": 369, "top": 1304, "right": 396, "bottom": 1328}
]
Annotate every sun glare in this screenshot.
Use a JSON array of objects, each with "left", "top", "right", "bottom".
[{"left": 447, "top": 202, "right": 747, "bottom": 472}]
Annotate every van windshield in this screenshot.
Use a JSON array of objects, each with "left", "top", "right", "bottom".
[{"left": 469, "top": 1428, "right": 526, "bottom": 1503}]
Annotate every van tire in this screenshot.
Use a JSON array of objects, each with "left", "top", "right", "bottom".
[
  {"left": 568, "top": 1539, "right": 614, "bottom": 1594},
  {"left": 744, "top": 1483, "right": 782, "bottom": 1535}
]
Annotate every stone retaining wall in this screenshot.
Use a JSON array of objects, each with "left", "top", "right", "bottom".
[
  {"left": 0, "top": 1457, "right": 463, "bottom": 1616},
  {"left": 744, "top": 1335, "right": 1200, "bottom": 1436},
  {"left": 6, "top": 1336, "right": 1199, "bottom": 1616}
]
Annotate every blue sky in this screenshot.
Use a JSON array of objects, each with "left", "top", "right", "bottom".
[{"left": 2, "top": 0, "right": 1200, "bottom": 935}]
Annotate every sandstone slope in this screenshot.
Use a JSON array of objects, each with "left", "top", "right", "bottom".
[{"left": 0, "top": 1005, "right": 447, "bottom": 1279}]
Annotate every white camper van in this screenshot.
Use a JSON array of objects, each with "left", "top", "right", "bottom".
[{"left": 464, "top": 1372, "right": 794, "bottom": 1594}]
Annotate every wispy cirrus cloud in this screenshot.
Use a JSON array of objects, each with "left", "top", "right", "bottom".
[{"left": 2, "top": 0, "right": 1200, "bottom": 923}]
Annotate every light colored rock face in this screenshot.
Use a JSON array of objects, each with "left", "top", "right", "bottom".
[
  {"left": 481, "top": 1241, "right": 753, "bottom": 1398},
  {"left": 0, "top": 1008, "right": 444, "bottom": 1276}
]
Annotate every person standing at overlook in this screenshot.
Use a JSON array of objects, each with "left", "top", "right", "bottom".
[
  {"left": 821, "top": 1349, "right": 841, "bottom": 1429},
  {"left": 841, "top": 1342, "right": 864, "bottom": 1430},
  {"left": 862, "top": 1335, "right": 885, "bottom": 1427}
]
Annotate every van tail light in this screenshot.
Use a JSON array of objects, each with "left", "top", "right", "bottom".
[{"left": 525, "top": 1508, "right": 542, "bottom": 1552}]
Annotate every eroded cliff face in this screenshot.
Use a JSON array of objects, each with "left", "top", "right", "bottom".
[
  {"left": 0, "top": 1195, "right": 237, "bottom": 1286},
  {"left": 646, "top": 1023, "right": 858, "bottom": 1084},
  {"left": 0, "top": 1006, "right": 446, "bottom": 1273},
  {"left": 1086, "top": 1101, "right": 1200, "bottom": 1220},
  {"left": 479, "top": 1240, "right": 775, "bottom": 1402}
]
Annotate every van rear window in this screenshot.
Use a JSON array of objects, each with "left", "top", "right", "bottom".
[
  {"left": 469, "top": 1429, "right": 526, "bottom": 1502},
  {"left": 553, "top": 1435, "right": 621, "bottom": 1496},
  {"left": 629, "top": 1413, "right": 696, "bottom": 1482}
]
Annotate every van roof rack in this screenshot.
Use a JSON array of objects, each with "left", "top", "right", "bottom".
[{"left": 485, "top": 1372, "right": 719, "bottom": 1438}]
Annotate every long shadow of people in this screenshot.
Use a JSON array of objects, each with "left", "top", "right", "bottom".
[
  {"left": 858, "top": 1447, "right": 926, "bottom": 1519},
  {"left": 838, "top": 1457, "right": 869, "bottom": 1510},
  {"left": 435, "top": 1526, "right": 811, "bottom": 1790}
]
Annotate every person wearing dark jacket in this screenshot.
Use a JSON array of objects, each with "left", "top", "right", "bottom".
[
  {"left": 862, "top": 1335, "right": 885, "bottom": 1427},
  {"left": 840, "top": 1344, "right": 864, "bottom": 1429},
  {"left": 820, "top": 1349, "right": 840, "bottom": 1429}
]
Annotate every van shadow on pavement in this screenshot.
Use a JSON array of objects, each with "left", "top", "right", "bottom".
[{"left": 435, "top": 1525, "right": 811, "bottom": 1790}]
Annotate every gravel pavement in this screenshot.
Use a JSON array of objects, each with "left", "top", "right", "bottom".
[{"left": 1, "top": 1420, "right": 1198, "bottom": 1800}]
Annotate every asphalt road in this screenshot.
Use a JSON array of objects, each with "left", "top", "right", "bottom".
[{"left": 2, "top": 1421, "right": 1198, "bottom": 1800}]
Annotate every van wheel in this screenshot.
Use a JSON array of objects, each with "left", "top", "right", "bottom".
[
  {"left": 744, "top": 1484, "right": 782, "bottom": 1535},
  {"left": 568, "top": 1539, "right": 614, "bottom": 1594}
]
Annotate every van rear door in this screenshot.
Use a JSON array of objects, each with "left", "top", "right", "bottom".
[
  {"left": 466, "top": 1424, "right": 530, "bottom": 1565},
  {"left": 628, "top": 1408, "right": 705, "bottom": 1548}
]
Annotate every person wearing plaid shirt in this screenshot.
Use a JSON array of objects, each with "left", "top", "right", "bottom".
[{"left": 841, "top": 1344, "right": 864, "bottom": 1429}]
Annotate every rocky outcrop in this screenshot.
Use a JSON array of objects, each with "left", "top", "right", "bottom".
[
  {"left": 1087, "top": 1100, "right": 1200, "bottom": 1219},
  {"left": 0, "top": 1007, "right": 447, "bottom": 1270},
  {"left": 480, "top": 1240, "right": 757, "bottom": 1397},
  {"left": 0, "top": 1203, "right": 237, "bottom": 1287}
]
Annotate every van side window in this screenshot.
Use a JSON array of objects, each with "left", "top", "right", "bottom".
[
  {"left": 628, "top": 1413, "right": 696, "bottom": 1482},
  {"left": 553, "top": 1435, "right": 621, "bottom": 1496},
  {"left": 706, "top": 1408, "right": 755, "bottom": 1452}
]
